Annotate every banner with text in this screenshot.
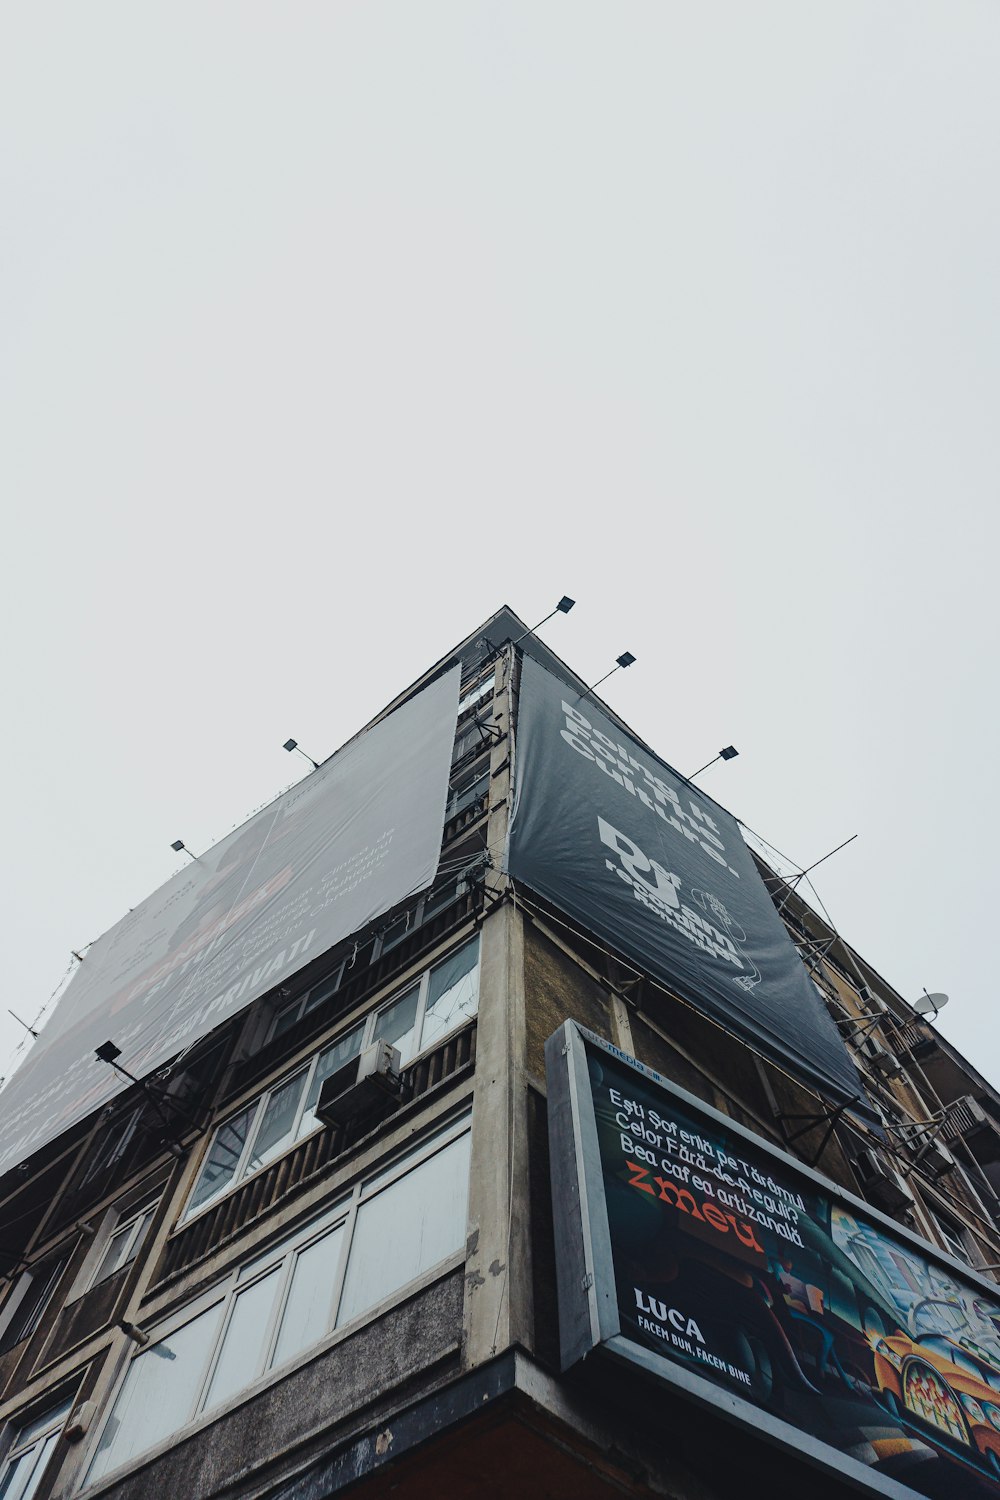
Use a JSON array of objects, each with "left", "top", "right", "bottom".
[
  {"left": 547, "top": 1025, "right": 1000, "bottom": 1499},
  {"left": 507, "top": 653, "right": 864, "bottom": 1114},
  {"left": 0, "top": 667, "right": 460, "bottom": 1177}
]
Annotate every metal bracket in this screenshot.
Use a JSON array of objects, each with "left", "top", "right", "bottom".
[{"left": 776, "top": 1096, "right": 858, "bottom": 1167}]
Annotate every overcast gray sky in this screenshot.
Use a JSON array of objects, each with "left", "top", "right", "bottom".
[{"left": 2, "top": 3, "right": 998, "bottom": 1095}]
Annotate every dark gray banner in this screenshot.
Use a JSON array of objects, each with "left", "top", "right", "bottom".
[
  {"left": 507, "top": 654, "right": 865, "bottom": 1115},
  {"left": 0, "top": 667, "right": 460, "bottom": 1177}
]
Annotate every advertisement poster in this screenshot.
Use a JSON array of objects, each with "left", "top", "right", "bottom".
[
  {"left": 547, "top": 1024, "right": 1000, "bottom": 1498},
  {"left": 509, "top": 654, "right": 867, "bottom": 1118},
  {"left": 0, "top": 666, "right": 459, "bottom": 1177}
]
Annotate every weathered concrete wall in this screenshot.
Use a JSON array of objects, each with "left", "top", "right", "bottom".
[{"left": 71, "top": 1272, "right": 464, "bottom": 1500}]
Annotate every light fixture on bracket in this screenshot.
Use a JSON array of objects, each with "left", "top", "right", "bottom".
[
  {"left": 93, "top": 1040, "right": 195, "bottom": 1151},
  {"left": 510, "top": 596, "right": 576, "bottom": 649},
  {"left": 578, "top": 651, "right": 636, "bottom": 703},
  {"left": 170, "top": 840, "right": 201, "bottom": 862},
  {"left": 686, "top": 746, "right": 739, "bottom": 782},
  {"left": 283, "top": 739, "right": 320, "bottom": 771}
]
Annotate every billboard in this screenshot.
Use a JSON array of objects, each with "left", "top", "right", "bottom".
[
  {"left": 0, "top": 667, "right": 460, "bottom": 1178},
  {"left": 507, "top": 653, "right": 867, "bottom": 1117},
  {"left": 547, "top": 1022, "right": 1000, "bottom": 1498}
]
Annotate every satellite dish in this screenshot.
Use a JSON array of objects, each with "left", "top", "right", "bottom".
[{"left": 914, "top": 991, "right": 950, "bottom": 1017}]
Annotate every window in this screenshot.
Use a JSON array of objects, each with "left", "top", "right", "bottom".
[
  {"left": 375, "top": 876, "right": 469, "bottom": 958},
  {"left": 457, "top": 672, "right": 494, "bottom": 716},
  {"left": 0, "top": 1258, "right": 68, "bottom": 1356},
  {"left": 187, "top": 938, "right": 479, "bottom": 1218},
  {"left": 87, "top": 1203, "right": 156, "bottom": 1290},
  {"left": 79, "top": 1107, "right": 142, "bottom": 1188},
  {"left": 445, "top": 758, "right": 489, "bottom": 822},
  {"left": 0, "top": 1398, "right": 72, "bottom": 1500},
  {"left": 88, "top": 1115, "right": 471, "bottom": 1485},
  {"left": 931, "top": 1210, "right": 972, "bottom": 1265},
  {"left": 269, "top": 959, "right": 351, "bottom": 1040},
  {"left": 452, "top": 722, "right": 488, "bottom": 766}
]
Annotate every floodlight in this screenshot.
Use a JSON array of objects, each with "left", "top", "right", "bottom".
[
  {"left": 579, "top": 652, "right": 638, "bottom": 702},
  {"left": 686, "top": 746, "right": 740, "bottom": 782},
  {"left": 94, "top": 1040, "right": 122, "bottom": 1064},
  {"left": 283, "top": 739, "right": 319, "bottom": 771},
  {"left": 511, "top": 597, "right": 577, "bottom": 649}
]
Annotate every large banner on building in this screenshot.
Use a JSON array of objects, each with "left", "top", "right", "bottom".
[
  {"left": 0, "top": 667, "right": 460, "bottom": 1178},
  {"left": 507, "top": 654, "right": 864, "bottom": 1114},
  {"left": 547, "top": 1023, "right": 1000, "bottom": 1499}
]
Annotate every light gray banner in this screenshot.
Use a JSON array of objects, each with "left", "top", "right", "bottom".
[{"left": 0, "top": 667, "right": 460, "bottom": 1177}]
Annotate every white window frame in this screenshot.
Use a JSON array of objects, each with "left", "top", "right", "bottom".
[
  {"left": 456, "top": 671, "right": 495, "bottom": 716},
  {"left": 931, "top": 1209, "right": 972, "bottom": 1265},
  {"left": 88, "top": 1113, "right": 471, "bottom": 1486},
  {"left": 373, "top": 874, "right": 470, "bottom": 959},
  {"left": 268, "top": 958, "right": 352, "bottom": 1040},
  {"left": 186, "top": 937, "right": 480, "bottom": 1222},
  {"left": 0, "top": 1396, "right": 73, "bottom": 1500},
  {"left": 86, "top": 1203, "right": 157, "bottom": 1293},
  {"left": 0, "top": 1256, "right": 68, "bottom": 1356}
]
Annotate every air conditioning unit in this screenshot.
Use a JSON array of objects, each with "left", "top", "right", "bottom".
[
  {"left": 316, "top": 1041, "right": 404, "bottom": 1128},
  {"left": 853, "top": 1149, "right": 913, "bottom": 1216},
  {"left": 942, "top": 1096, "right": 1000, "bottom": 1164},
  {"left": 912, "top": 1138, "right": 956, "bottom": 1181},
  {"left": 855, "top": 1035, "right": 903, "bottom": 1079}
]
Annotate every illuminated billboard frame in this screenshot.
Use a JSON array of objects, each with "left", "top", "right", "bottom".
[{"left": 545, "top": 1022, "right": 1000, "bottom": 1500}]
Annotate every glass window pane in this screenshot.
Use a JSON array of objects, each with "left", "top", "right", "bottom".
[
  {"left": 203, "top": 1270, "right": 282, "bottom": 1412},
  {"left": 92, "top": 1225, "right": 133, "bottom": 1285},
  {"left": 270, "top": 1000, "right": 303, "bottom": 1040},
  {"left": 421, "top": 940, "right": 479, "bottom": 1049},
  {"left": 8, "top": 1402, "right": 71, "bottom": 1455},
  {"left": 337, "top": 1132, "right": 470, "bottom": 1327},
  {"left": 304, "top": 966, "right": 344, "bottom": 1013},
  {"left": 5, "top": 1258, "right": 66, "bottom": 1349},
  {"left": 0, "top": 1442, "right": 46, "bottom": 1500},
  {"left": 458, "top": 674, "right": 494, "bottom": 713},
  {"left": 0, "top": 1401, "right": 71, "bottom": 1500},
  {"left": 372, "top": 987, "right": 420, "bottom": 1066},
  {"left": 188, "top": 1103, "right": 257, "bottom": 1215},
  {"left": 297, "top": 1025, "right": 365, "bottom": 1139},
  {"left": 88, "top": 1302, "right": 225, "bottom": 1484},
  {"left": 271, "top": 1225, "right": 345, "bottom": 1369},
  {"left": 246, "top": 1071, "right": 307, "bottom": 1172}
]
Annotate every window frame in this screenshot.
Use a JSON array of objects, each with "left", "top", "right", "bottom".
[
  {"left": 456, "top": 671, "right": 495, "bottom": 717},
  {"left": 267, "top": 957, "right": 352, "bottom": 1040},
  {"left": 0, "top": 1255, "right": 69, "bottom": 1356},
  {"left": 372, "top": 874, "right": 470, "bottom": 960},
  {"left": 185, "top": 936, "right": 480, "bottom": 1222},
  {"left": 444, "top": 756, "right": 490, "bottom": 823},
  {"left": 88, "top": 1112, "right": 472, "bottom": 1486},
  {"left": 0, "top": 1395, "right": 73, "bottom": 1500},
  {"left": 930, "top": 1208, "right": 973, "bottom": 1266},
  {"left": 84, "top": 1202, "right": 157, "bottom": 1293}
]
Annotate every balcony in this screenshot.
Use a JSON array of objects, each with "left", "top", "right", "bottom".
[{"left": 154, "top": 1021, "right": 476, "bottom": 1287}]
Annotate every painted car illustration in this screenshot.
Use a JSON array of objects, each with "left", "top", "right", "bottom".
[{"left": 871, "top": 1328, "right": 1000, "bottom": 1476}]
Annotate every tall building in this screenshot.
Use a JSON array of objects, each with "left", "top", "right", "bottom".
[{"left": 1, "top": 606, "right": 999, "bottom": 1500}]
